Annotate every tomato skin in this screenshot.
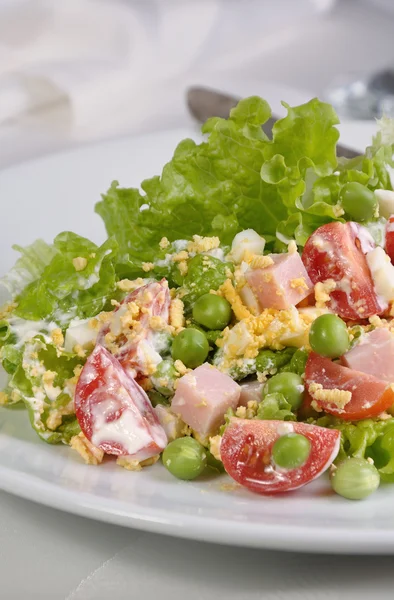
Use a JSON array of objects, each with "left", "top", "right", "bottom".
[
  {"left": 220, "top": 418, "right": 340, "bottom": 495},
  {"left": 97, "top": 279, "right": 170, "bottom": 380},
  {"left": 305, "top": 352, "right": 394, "bottom": 421},
  {"left": 302, "top": 222, "right": 384, "bottom": 320},
  {"left": 75, "top": 345, "right": 167, "bottom": 458},
  {"left": 385, "top": 216, "right": 394, "bottom": 265}
]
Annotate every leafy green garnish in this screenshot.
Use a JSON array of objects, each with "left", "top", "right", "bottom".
[
  {"left": 151, "top": 359, "right": 178, "bottom": 397},
  {"left": 14, "top": 232, "right": 118, "bottom": 325},
  {"left": 286, "top": 348, "right": 309, "bottom": 376},
  {"left": 7, "top": 335, "right": 84, "bottom": 443},
  {"left": 312, "top": 415, "right": 394, "bottom": 482},
  {"left": 0, "top": 239, "right": 57, "bottom": 298},
  {"left": 256, "top": 347, "right": 295, "bottom": 374},
  {"left": 256, "top": 392, "right": 296, "bottom": 421},
  {"left": 96, "top": 96, "right": 371, "bottom": 274},
  {"left": 179, "top": 255, "right": 232, "bottom": 311}
]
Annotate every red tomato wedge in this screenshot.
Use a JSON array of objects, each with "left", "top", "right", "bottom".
[
  {"left": 75, "top": 345, "right": 167, "bottom": 458},
  {"left": 97, "top": 279, "right": 170, "bottom": 380},
  {"left": 220, "top": 418, "right": 340, "bottom": 495},
  {"left": 385, "top": 216, "right": 394, "bottom": 265},
  {"left": 305, "top": 352, "right": 394, "bottom": 421},
  {"left": 302, "top": 222, "right": 385, "bottom": 320}
]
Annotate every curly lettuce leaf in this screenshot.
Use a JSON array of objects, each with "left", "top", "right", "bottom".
[
  {"left": 7, "top": 335, "right": 84, "bottom": 443},
  {"left": 312, "top": 415, "right": 394, "bottom": 482},
  {"left": 256, "top": 392, "right": 296, "bottom": 421},
  {"left": 97, "top": 97, "right": 393, "bottom": 263},
  {"left": 179, "top": 255, "right": 232, "bottom": 311},
  {"left": 14, "top": 233, "right": 118, "bottom": 325},
  {"left": 255, "top": 347, "right": 295, "bottom": 374},
  {"left": 97, "top": 96, "right": 342, "bottom": 274},
  {"left": 0, "top": 239, "right": 57, "bottom": 300}
]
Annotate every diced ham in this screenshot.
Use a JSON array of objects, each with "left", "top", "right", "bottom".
[
  {"left": 245, "top": 252, "right": 313, "bottom": 311},
  {"left": 342, "top": 328, "right": 394, "bottom": 383},
  {"left": 305, "top": 352, "right": 394, "bottom": 421},
  {"left": 171, "top": 363, "right": 241, "bottom": 437},
  {"left": 238, "top": 380, "right": 264, "bottom": 407}
]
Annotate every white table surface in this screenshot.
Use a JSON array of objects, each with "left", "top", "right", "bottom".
[{"left": 2, "top": 1, "right": 394, "bottom": 598}]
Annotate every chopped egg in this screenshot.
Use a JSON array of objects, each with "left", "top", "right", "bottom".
[
  {"left": 229, "top": 229, "right": 266, "bottom": 264},
  {"left": 169, "top": 298, "right": 185, "bottom": 331},
  {"left": 209, "top": 435, "right": 222, "bottom": 461},
  {"left": 142, "top": 262, "right": 155, "bottom": 272},
  {"left": 70, "top": 432, "right": 104, "bottom": 465},
  {"left": 155, "top": 404, "right": 185, "bottom": 442},
  {"left": 374, "top": 189, "right": 394, "bottom": 219},
  {"left": 239, "top": 284, "right": 260, "bottom": 315},
  {"left": 64, "top": 318, "right": 98, "bottom": 353},
  {"left": 72, "top": 257, "right": 88, "bottom": 272},
  {"left": 309, "top": 382, "right": 352, "bottom": 410},
  {"left": 228, "top": 321, "right": 256, "bottom": 356},
  {"left": 116, "top": 455, "right": 160, "bottom": 471},
  {"left": 314, "top": 279, "right": 336, "bottom": 308},
  {"left": 220, "top": 279, "right": 252, "bottom": 321},
  {"left": 187, "top": 235, "right": 220, "bottom": 254}
]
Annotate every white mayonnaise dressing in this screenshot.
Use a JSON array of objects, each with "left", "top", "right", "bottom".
[
  {"left": 366, "top": 246, "right": 394, "bottom": 304},
  {"left": 204, "top": 248, "right": 225, "bottom": 261},
  {"left": 8, "top": 317, "right": 57, "bottom": 348},
  {"left": 276, "top": 422, "right": 295, "bottom": 436},
  {"left": 348, "top": 222, "right": 374, "bottom": 254},
  {"left": 91, "top": 399, "right": 152, "bottom": 456}
]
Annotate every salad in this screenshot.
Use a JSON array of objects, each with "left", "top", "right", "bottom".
[{"left": 3, "top": 96, "right": 394, "bottom": 501}]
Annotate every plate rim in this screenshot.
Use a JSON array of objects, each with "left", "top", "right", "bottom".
[{"left": 0, "top": 461, "right": 394, "bottom": 554}]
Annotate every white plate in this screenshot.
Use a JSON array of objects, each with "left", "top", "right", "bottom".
[{"left": 1, "top": 127, "right": 394, "bottom": 555}]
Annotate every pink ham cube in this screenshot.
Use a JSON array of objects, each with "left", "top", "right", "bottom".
[
  {"left": 245, "top": 252, "right": 313, "bottom": 311},
  {"left": 342, "top": 328, "right": 394, "bottom": 383},
  {"left": 238, "top": 380, "right": 264, "bottom": 407},
  {"left": 171, "top": 363, "right": 241, "bottom": 437}
]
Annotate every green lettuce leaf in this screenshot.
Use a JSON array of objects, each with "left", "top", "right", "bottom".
[
  {"left": 312, "top": 415, "right": 394, "bottom": 482},
  {"left": 256, "top": 392, "right": 296, "bottom": 421},
  {"left": 179, "top": 255, "right": 232, "bottom": 311},
  {"left": 14, "top": 232, "right": 118, "bottom": 325},
  {"left": 0, "top": 239, "right": 57, "bottom": 299},
  {"left": 279, "top": 349, "right": 309, "bottom": 375},
  {"left": 7, "top": 335, "right": 84, "bottom": 443},
  {"left": 96, "top": 96, "right": 345, "bottom": 274},
  {"left": 256, "top": 347, "right": 295, "bottom": 374}
]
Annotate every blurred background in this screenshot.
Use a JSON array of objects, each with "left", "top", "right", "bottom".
[{"left": 1, "top": 0, "right": 394, "bottom": 167}]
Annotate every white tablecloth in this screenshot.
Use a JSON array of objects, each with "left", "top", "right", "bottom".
[{"left": 2, "top": 1, "right": 394, "bottom": 598}]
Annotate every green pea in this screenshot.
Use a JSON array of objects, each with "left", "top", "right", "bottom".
[
  {"left": 309, "top": 314, "right": 350, "bottom": 358},
  {"left": 339, "top": 182, "right": 377, "bottom": 222},
  {"left": 264, "top": 372, "right": 304, "bottom": 410},
  {"left": 187, "top": 321, "right": 221, "bottom": 347},
  {"left": 162, "top": 437, "right": 207, "bottom": 480},
  {"left": 272, "top": 433, "right": 311, "bottom": 469},
  {"left": 172, "top": 328, "right": 209, "bottom": 369},
  {"left": 192, "top": 293, "right": 232, "bottom": 330},
  {"left": 331, "top": 457, "right": 380, "bottom": 500}
]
